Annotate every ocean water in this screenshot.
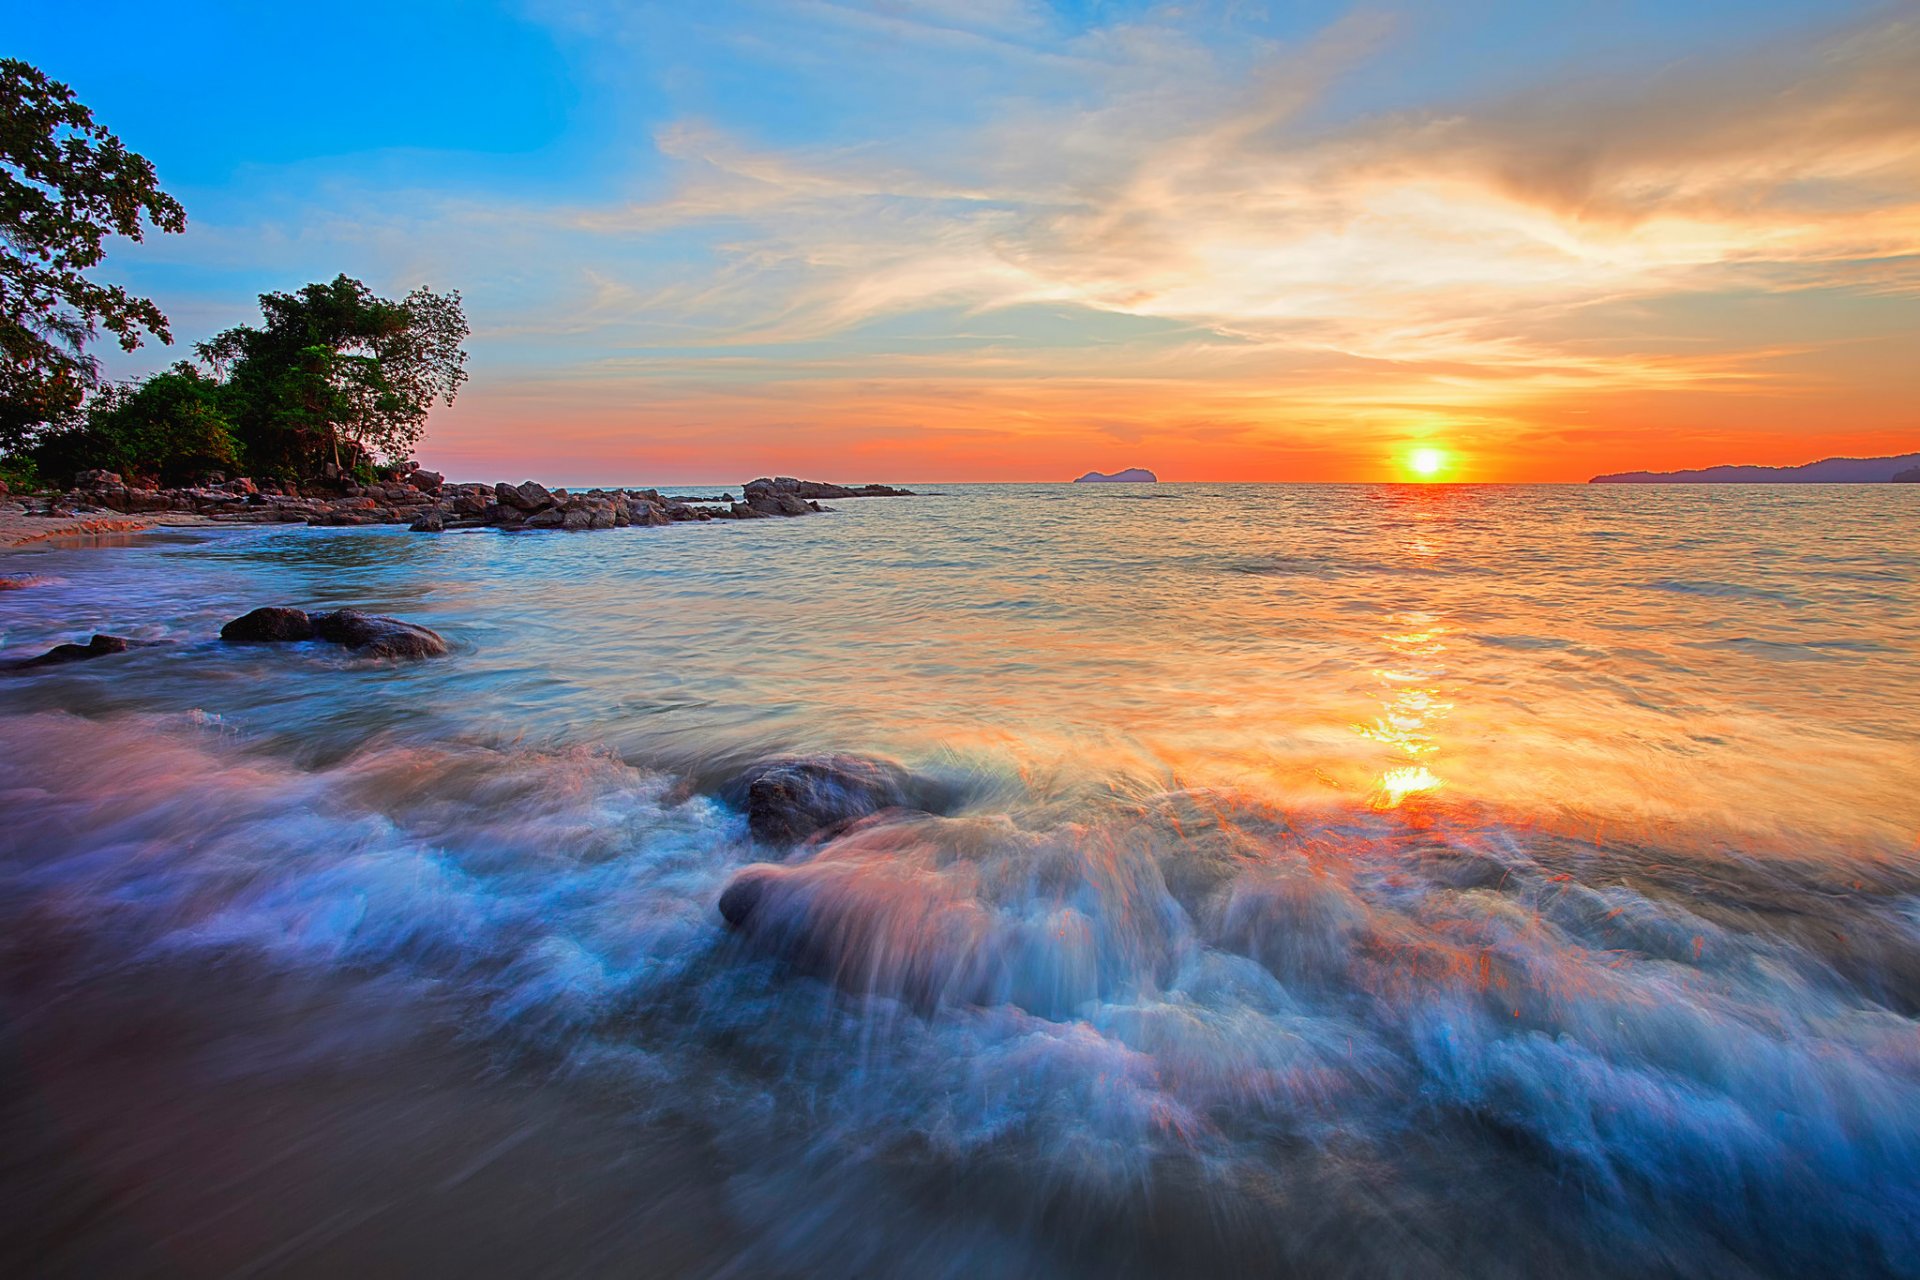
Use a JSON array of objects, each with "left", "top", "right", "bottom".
[{"left": 1, "top": 482, "right": 1916, "bottom": 1277}]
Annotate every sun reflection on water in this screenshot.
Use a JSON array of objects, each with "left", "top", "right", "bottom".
[{"left": 1359, "top": 610, "right": 1454, "bottom": 808}]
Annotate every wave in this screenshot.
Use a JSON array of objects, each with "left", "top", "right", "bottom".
[{"left": 2, "top": 710, "right": 1917, "bottom": 1276}]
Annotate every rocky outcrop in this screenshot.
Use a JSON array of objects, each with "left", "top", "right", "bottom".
[
  {"left": 219, "top": 607, "right": 448, "bottom": 658},
  {"left": 11, "top": 471, "right": 915, "bottom": 536},
  {"left": 1074, "top": 468, "right": 1157, "bottom": 483},
  {"left": 743, "top": 476, "right": 913, "bottom": 501},
  {"left": 1894, "top": 467, "right": 1920, "bottom": 483}
]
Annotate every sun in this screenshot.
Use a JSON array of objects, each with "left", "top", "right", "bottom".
[{"left": 1404, "top": 447, "right": 1448, "bottom": 481}]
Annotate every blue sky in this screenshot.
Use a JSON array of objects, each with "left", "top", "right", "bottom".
[{"left": 7, "top": 0, "right": 1916, "bottom": 480}]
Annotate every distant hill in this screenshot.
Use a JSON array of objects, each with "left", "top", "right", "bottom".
[
  {"left": 1591, "top": 453, "right": 1920, "bottom": 484},
  {"left": 1074, "top": 468, "right": 1157, "bottom": 483}
]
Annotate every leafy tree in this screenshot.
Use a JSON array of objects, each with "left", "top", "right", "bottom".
[
  {"left": 1, "top": 58, "right": 185, "bottom": 457},
  {"left": 199, "top": 274, "right": 468, "bottom": 476},
  {"left": 34, "top": 362, "right": 238, "bottom": 485}
]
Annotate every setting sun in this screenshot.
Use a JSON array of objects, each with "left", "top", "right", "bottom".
[{"left": 1405, "top": 448, "right": 1449, "bottom": 480}]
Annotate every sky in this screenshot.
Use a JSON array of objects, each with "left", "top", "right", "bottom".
[{"left": 8, "top": 0, "right": 1920, "bottom": 482}]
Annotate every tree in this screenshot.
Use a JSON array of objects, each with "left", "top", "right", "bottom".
[
  {"left": 34, "top": 362, "right": 237, "bottom": 485},
  {"left": 200, "top": 274, "right": 468, "bottom": 475},
  {"left": 1, "top": 58, "right": 185, "bottom": 457}
]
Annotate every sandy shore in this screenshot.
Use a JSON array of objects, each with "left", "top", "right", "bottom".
[{"left": 0, "top": 511, "right": 219, "bottom": 551}]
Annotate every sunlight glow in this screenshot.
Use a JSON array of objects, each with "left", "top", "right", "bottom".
[{"left": 1405, "top": 448, "right": 1448, "bottom": 480}]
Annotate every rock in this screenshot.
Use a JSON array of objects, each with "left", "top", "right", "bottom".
[
  {"left": 409, "top": 469, "right": 445, "bottom": 490},
  {"left": 729, "top": 502, "right": 767, "bottom": 519},
  {"left": 495, "top": 480, "right": 553, "bottom": 511},
  {"left": 221, "top": 607, "right": 445, "bottom": 657},
  {"left": 525, "top": 508, "right": 565, "bottom": 529},
  {"left": 561, "top": 507, "right": 592, "bottom": 531},
  {"left": 310, "top": 609, "right": 448, "bottom": 658},
  {"left": 742, "top": 477, "right": 915, "bottom": 500},
  {"left": 725, "top": 753, "right": 925, "bottom": 844},
  {"left": 409, "top": 510, "right": 446, "bottom": 533},
  {"left": 1894, "top": 467, "right": 1920, "bottom": 483},
  {"left": 13, "top": 633, "right": 134, "bottom": 668},
  {"left": 221, "top": 607, "right": 317, "bottom": 642},
  {"left": 73, "top": 469, "right": 123, "bottom": 489}
]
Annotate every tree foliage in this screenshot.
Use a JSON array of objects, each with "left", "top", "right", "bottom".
[
  {"left": 0, "top": 58, "right": 185, "bottom": 451},
  {"left": 35, "top": 363, "right": 237, "bottom": 484},
  {"left": 199, "top": 274, "right": 469, "bottom": 475}
]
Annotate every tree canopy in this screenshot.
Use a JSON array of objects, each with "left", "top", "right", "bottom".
[
  {"left": 35, "top": 362, "right": 238, "bottom": 485},
  {"left": 199, "top": 274, "right": 469, "bottom": 475},
  {"left": 0, "top": 58, "right": 185, "bottom": 453}
]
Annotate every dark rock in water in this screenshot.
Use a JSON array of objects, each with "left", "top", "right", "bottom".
[
  {"left": 221, "top": 607, "right": 317, "bottom": 643},
  {"left": 743, "top": 476, "right": 914, "bottom": 500},
  {"left": 727, "top": 753, "right": 926, "bottom": 844},
  {"left": 716, "top": 872, "right": 769, "bottom": 928},
  {"left": 13, "top": 633, "right": 135, "bottom": 668},
  {"left": 311, "top": 609, "right": 449, "bottom": 659},
  {"left": 409, "top": 510, "right": 445, "bottom": 532},
  {"left": 219, "top": 606, "right": 446, "bottom": 657},
  {"left": 746, "top": 489, "right": 812, "bottom": 517}
]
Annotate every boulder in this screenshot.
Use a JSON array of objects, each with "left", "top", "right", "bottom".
[
  {"left": 221, "top": 607, "right": 317, "bottom": 642},
  {"left": 310, "top": 609, "right": 448, "bottom": 658},
  {"left": 409, "top": 510, "right": 445, "bottom": 532},
  {"left": 525, "top": 508, "right": 565, "bottom": 529},
  {"left": 495, "top": 480, "right": 553, "bottom": 511},
  {"left": 73, "top": 469, "right": 123, "bottom": 489},
  {"left": 13, "top": 633, "right": 135, "bottom": 668},
  {"left": 409, "top": 469, "right": 445, "bottom": 490},
  {"left": 725, "top": 753, "right": 923, "bottom": 844}
]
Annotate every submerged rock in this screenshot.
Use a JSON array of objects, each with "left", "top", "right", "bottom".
[
  {"left": 218, "top": 607, "right": 447, "bottom": 658},
  {"left": 12, "top": 633, "right": 137, "bottom": 668},
  {"left": 311, "top": 609, "right": 449, "bottom": 659},
  {"left": 221, "top": 606, "right": 317, "bottom": 642},
  {"left": 725, "top": 752, "right": 951, "bottom": 844}
]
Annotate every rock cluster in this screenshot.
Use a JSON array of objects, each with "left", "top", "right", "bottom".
[{"left": 3, "top": 467, "right": 912, "bottom": 533}]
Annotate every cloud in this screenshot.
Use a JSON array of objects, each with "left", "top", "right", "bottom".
[{"left": 102, "top": 1, "right": 1920, "bottom": 478}]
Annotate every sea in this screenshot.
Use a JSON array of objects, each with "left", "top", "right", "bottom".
[{"left": 1, "top": 482, "right": 1916, "bottom": 1278}]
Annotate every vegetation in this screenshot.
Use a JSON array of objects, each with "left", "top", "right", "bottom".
[
  {"left": 1, "top": 58, "right": 185, "bottom": 460},
  {"left": 34, "top": 363, "right": 238, "bottom": 485},
  {"left": 198, "top": 274, "right": 468, "bottom": 478},
  {"left": 0, "top": 59, "right": 469, "bottom": 489}
]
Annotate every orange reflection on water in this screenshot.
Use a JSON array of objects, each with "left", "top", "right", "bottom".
[{"left": 1360, "top": 610, "right": 1454, "bottom": 809}]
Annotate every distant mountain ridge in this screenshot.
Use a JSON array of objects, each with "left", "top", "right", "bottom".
[
  {"left": 1591, "top": 453, "right": 1920, "bottom": 484},
  {"left": 1074, "top": 468, "right": 1157, "bottom": 483}
]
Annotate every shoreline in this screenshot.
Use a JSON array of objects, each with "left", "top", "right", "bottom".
[{"left": 0, "top": 472, "right": 914, "bottom": 553}]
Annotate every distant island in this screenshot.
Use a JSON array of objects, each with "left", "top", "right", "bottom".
[
  {"left": 1074, "top": 468, "right": 1158, "bottom": 483},
  {"left": 1591, "top": 452, "right": 1920, "bottom": 484}
]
